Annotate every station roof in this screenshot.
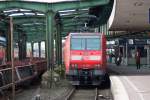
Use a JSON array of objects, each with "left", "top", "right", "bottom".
[
  {"left": 0, "top": 0, "right": 77, "bottom": 3},
  {"left": 0, "top": 0, "right": 112, "bottom": 42},
  {"left": 21, "top": 0, "right": 78, "bottom": 3}
]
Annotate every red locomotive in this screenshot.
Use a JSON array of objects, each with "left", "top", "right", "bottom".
[{"left": 64, "top": 32, "right": 108, "bottom": 86}]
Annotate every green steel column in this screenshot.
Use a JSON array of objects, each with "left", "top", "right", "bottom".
[
  {"left": 46, "top": 11, "right": 55, "bottom": 70},
  {"left": 58, "top": 26, "right": 62, "bottom": 65},
  {"left": 98, "top": 25, "right": 100, "bottom": 32},
  {"left": 31, "top": 42, "right": 34, "bottom": 57},
  {"left": 56, "top": 24, "right": 62, "bottom": 65},
  {"left": 18, "top": 32, "right": 27, "bottom": 60},
  {"left": 38, "top": 42, "right": 41, "bottom": 58},
  {"left": 55, "top": 30, "right": 58, "bottom": 65},
  {"left": 105, "top": 24, "right": 107, "bottom": 35},
  {"left": 18, "top": 31, "right": 21, "bottom": 60},
  {"left": 23, "top": 33, "right": 27, "bottom": 59},
  {"left": 100, "top": 26, "right": 102, "bottom": 33}
]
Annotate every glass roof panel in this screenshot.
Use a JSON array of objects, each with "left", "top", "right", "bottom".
[
  {"left": 3, "top": 9, "right": 18, "bottom": 13},
  {"left": 9, "top": 13, "right": 24, "bottom": 16},
  {"left": 2, "top": 8, "right": 44, "bottom": 17},
  {"left": 24, "top": 13, "right": 35, "bottom": 15},
  {"left": 59, "top": 9, "right": 76, "bottom": 13},
  {"left": 20, "top": 9, "right": 31, "bottom": 12},
  {"left": 37, "top": 13, "right": 45, "bottom": 16}
]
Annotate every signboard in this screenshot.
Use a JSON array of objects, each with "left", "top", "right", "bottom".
[
  {"left": 128, "top": 39, "right": 134, "bottom": 45},
  {"left": 134, "top": 39, "right": 147, "bottom": 45},
  {"left": 147, "top": 39, "right": 150, "bottom": 44}
]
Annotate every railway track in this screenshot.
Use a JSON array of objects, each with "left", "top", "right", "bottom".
[
  {"left": 65, "top": 87, "right": 98, "bottom": 100},
  {"left": 65, "top": 86, "right": 113, "bottom": 100}
]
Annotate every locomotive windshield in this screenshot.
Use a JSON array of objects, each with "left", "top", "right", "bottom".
[
  {"left": 71, "top": 38, "right": 85, "bottom": 50},
  {"left": 71, "top": 36, "right": 101, "bottom": 50},
  {"left": 86, "top": 38, "right": 100, "bottom": 50}
]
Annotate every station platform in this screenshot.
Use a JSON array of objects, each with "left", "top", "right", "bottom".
[{"left": 108, "top": 64, "right": 150, "bottom": 100}]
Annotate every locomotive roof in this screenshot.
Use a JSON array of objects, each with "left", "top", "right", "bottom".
[{"left": 70, "top": 33, "right": 102, "bottom": 36}]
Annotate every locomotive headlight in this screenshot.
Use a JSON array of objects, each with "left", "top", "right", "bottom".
[
  {"left": 71, "top": 55, "right": 82, "bottom": 60},
  {"left": 89, "top": 56, "right": 101, "bottom": 60}
]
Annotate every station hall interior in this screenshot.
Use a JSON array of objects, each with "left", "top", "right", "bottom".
[{"left": 0, "top": 0, "right": 150, "bottom": 100}]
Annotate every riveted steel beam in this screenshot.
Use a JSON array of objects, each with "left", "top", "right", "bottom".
[
  {"left": 13, "top": 16, "right": 45, "bottom": 19},
  {"left": 0, "top": 0, "right": 110, "bottom": 13},
  {"left": 60, "top": 13, "right": 89, "bottom": 19},
  {"left": 13, "top": 18, "right": 45, "bottom": 24},
  {"left": 27, "top": 33, "right": 45, "bottom": 42},
  {"left": 63, "top": 22, "right": 85, "bottom": 27},
  {"left": 53, "top": 0, "right": 110, "bottom": 11},
  {"left": 0, "top": 1, "right": 47, "bottom": 12}
]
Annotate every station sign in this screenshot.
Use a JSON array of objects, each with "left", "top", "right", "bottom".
[
  {"left": 128, "top": 39, "right": 134, "bottom": 45},
  {"left": 134, "top": 39, "right": 147, "bottom": 45},
  {"left": 127, "top": 39, "right": 149, "bottom": 45},
  {"left": 147, "top": 39, "right": 150, "bottom": 44}
]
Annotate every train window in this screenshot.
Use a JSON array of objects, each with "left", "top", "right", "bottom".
[
  {"left": 71, "top": 38, "right": 85, "bottom": 50},
  {"left": 41, "top": 41, "right": 45, "bottom": 58},
  {"left": 33, "top": 43, "right": 39, "bottom": 57},
  {"left": 86, "top": 38, "right": 100, "bottom": 50},
  {"left": 26, "top": 42, "right": 32, "bottom": 57}
]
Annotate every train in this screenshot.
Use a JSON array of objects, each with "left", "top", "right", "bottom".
[
  {"left": 0, "top": 36, "right": 47, "bottom": 90},
  {"left": 64, "top": 32, "right": 109, "bottom": 86}
]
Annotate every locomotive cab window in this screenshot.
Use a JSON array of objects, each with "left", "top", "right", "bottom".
[
  {"left": 71, "top": 35, "right": 101, "bottom": 50},
  {"left": 87, "top": 38, "right": 100, "bottom": 50},
  {"left": 71, "top": 38, "right": 85, "bottom": 50}
]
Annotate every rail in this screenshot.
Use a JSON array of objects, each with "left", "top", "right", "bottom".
[
  {"left": 94, "top": 88, "right": 98, "bottom": 100},
  {"left": 65, "top": 87, "right": 76, "bottom": 100},
  {"left": 65, "top": 87, "right": 98, "bottom": 100}
]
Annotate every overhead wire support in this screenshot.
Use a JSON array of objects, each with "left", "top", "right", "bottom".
[{"left": 10, "top": 17, "right": 15, "bottom": 100}]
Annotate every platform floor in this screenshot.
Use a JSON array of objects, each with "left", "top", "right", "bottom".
[{"left": 108, "top": 64, "right": 150, "bottom": 100}]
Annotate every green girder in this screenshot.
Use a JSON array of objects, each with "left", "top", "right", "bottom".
[
  {"left": 53, "top": 0, "right": 110, "bottom": 11},
  {"left": 0, "top": 0, "right": 110, "bottom": 12},
  {"left": 13, "top": 18, "right": 45, "bottom": 24}
]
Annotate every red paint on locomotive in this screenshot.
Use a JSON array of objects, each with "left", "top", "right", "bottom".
[{"left": 64, "top": 33, "right": 107, "bottom": 85}]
